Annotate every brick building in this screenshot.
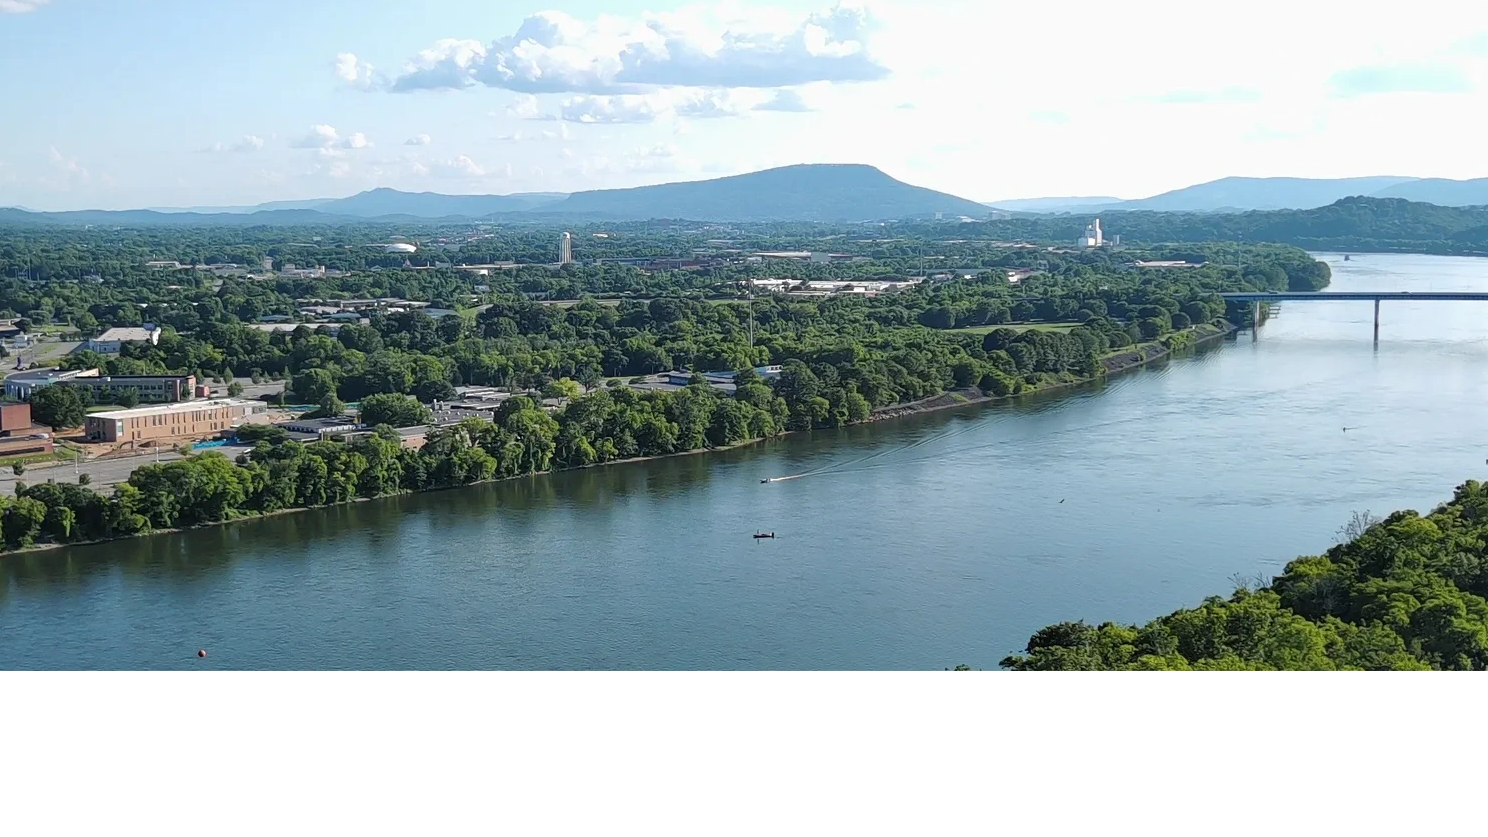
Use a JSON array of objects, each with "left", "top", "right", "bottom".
[
  {"left": 84, "top": 399, "right": 266, "bottom": 444},
  {"left": 0, "top": 402, "right": 55, "bottom": 457}
]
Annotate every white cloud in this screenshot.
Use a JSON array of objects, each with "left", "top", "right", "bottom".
[
  {"left": 425, "top": 153, "right": 505, "bottom": 179},
  {"left": 754, "top": 89, "right": 814, "bottom": 112},
  {"left": 404, "top": 133, "right": 433, "bottom": 146},
  {"left": 334, "top": 52, "right": 379, "bottom": 89},
  {"left": 44, "top": 146, "right": 90, "bottom": 189},
  {"left": 522, "top": 88, "right": 775, "bottom": 123},
  {"left": 565, "top": 143, "right": 728, "bottom": 181},
  {"left": 506, "top": 93, "right": 542, "bottom": 119},
  {"left": 291, "top": 124, "right": 372, "bottom": 151},
  {"left": 202, "top": 135, "right": 266, "bottom": 153},
  {"left": 378, "top": 3, "right": 886, "bottom": 94},
  {"left": 493, "top": 125, "right": 570, "bottom": 142},
  {"left": 0, "top": 0, "right": 51, "bottom": 14},
  {"left": 391, "top": 38, "right": 490, "bottom": 92}
]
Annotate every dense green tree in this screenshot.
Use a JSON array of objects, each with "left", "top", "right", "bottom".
[
  {"left": 29, "top": 384, "right": 87, "bottom": 429},
  {"left": 358, "top": 393, "right": 432, "bottom": 428}
]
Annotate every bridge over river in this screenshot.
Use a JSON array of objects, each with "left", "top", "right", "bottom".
[{"left": 1219, "top": 291, "right": 1488, "bottom": 341}]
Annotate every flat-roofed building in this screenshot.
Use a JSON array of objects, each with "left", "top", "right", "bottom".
[
  {"left": 62, "top": 374, "right": 196, "bottom": 404},
  {"left": 4, "top": 367, "right": 102, "bottom": 400},
  {"left": 85, "top": 399, "right": 266, "bottom": 444},
  {"left": 80, "top": 325, "right": 163, "bottom": 354}
]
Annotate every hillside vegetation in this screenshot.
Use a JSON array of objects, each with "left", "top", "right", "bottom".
[
  {"left": 980, "top": 197, "right": 1488, "bottom": 256},
  {"left": 1002, "top": 482, "right": 1488, "bottom": 670},
  {"left": 552, "top": 164, "right": 992, "bottom": 222}
]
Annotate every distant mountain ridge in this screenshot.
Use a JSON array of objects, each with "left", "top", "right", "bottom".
[
  {"left": 550, "top": 164, "right": 988, "bottom": 222},
  {"left": 20, "top": 166, "right": 1488, "bottom": 227},
  {"left": 987, "top": 175, "right": 1488, "bottom": 214},
  {"left": 0, "top": 165, "right": 991, "bottom": 225},
  {"left": 318, "top": 188, "right": 569, "bottom": 218}
]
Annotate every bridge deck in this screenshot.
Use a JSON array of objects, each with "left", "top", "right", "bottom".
[{"left": 1220, "top": 292, "right": 1488, "bottom": 302}]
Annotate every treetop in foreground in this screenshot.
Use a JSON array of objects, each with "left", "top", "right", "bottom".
[{"left": 1000, "top": 481, "right": 1488, "bottom": 671}]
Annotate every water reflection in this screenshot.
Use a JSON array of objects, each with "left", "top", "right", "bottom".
[{"left": 5, "top": 253, "right": 1488, "bottom": 669}]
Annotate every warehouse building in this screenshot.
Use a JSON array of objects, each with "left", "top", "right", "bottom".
[
  {"left": 78, "top": 325, "right": 163, "bottom": 354},
  {"left": 85, "top": 399, "right": 266, "bottom": 444}
]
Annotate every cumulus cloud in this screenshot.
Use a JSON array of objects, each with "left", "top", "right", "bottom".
[
  {"left": 334, "top": 52, "right": 379, "bottom": 89},
  {"left": 291, "top": 124, "right": 373, "bottom": 151},
  {"left": 506, "top": 94, "right": 543, "bottom": 119},
  {"left": 754, "top": 89, "right": 814, "bottom": 112},
  {"left": 425, "top": 154, "right": 499, "bottom": 178},
  {"left": 519, "top": 88, "right": 781, "bottom": 123},
  {"left": 202, "top": 135, "right": 266, "bottom": 153},
  {"left": 0, "top": 0, "right": 52, "bottom": 14},
  {"left": 377, "top": 3, "right": 887, "bottom": 95},
  {"left": 404, "top": 133, "right": 433, "bottom": 146},
  {"left": 391, "top": 38, "right": 490, "bottom": 92},
  {"left": 446, "top": 155, "right": 486, "bottom": 177}
]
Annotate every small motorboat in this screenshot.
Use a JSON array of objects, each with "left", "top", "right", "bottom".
[{"left": 753, "top": 532, "right": 776, "bottom": 539}]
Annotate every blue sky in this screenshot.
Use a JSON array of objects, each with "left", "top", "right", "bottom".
[{"left": 4, "top": 0, "right": 1488, "bottom": 210}]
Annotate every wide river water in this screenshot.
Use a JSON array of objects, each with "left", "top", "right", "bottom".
[{"left": 4, "top": 252, "right": 1487, "bottom": 670}]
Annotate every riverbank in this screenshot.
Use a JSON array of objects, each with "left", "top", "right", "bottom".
[
  {"left": 866, "top": 320, "right": 1235, "bottom": 422},
  {"left": 1, "top": 320, "right": 1236, "bottom": 559}
]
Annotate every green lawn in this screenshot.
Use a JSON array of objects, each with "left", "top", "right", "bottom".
[
  {"left": 951, "top": 322, "right": 1081, "bottom": 336},
  {"left": 0, "top": 448, "right": 77, "bottom": 467}
]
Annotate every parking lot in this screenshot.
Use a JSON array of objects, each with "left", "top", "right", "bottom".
[{"left": 1, "top": 443, "right": 257, "bottom": 496}]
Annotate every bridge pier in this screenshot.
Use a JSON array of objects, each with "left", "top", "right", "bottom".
[
  {"left": 1252, "top": 302, "right": 1260, "bottom": 341},
  {"left": 1373, "top": 299, "right": 1380, "bottom": 343}
]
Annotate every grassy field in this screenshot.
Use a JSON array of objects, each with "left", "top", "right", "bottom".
[{"left": 950, "top": 322, "right": 1081, "bottom": 336}]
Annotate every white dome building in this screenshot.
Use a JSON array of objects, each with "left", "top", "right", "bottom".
[{"left": 385, "top": 242, "right": 418, "bottom": 254}]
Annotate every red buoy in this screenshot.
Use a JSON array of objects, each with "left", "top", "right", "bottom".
[{"left": 197, "top": 649, "right": 207, "bottom": 658}]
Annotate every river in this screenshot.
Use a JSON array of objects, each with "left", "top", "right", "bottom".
[{"left": 3, "top": 252, "right": 1487, "bottom": 670}]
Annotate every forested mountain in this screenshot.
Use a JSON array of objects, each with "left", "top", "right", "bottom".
[
  {"left": 964, "top": 197, "right": 1488, "bottom": 255},
  {"left": 6, "top": 186, "right": 1487, "bottom": 257},
  {"left": 1369, "top": 177, "right": 1488, "bottom": 206},
  {"left": 2, "top": 166, "right": 988, "bottom": 225},
  {"left": 550, "top": 164, "right": 991, "bottom": 222},
  {"left": 0, "top": 207, "right": 362, "bottom": 227},
  {"left": 997, "top": 176, "right": 1420, "bottom": 214}
]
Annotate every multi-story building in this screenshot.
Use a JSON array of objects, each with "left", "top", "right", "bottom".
[
  {"left": 85, "top": 399, "right": 266, "bottom": 444},
  {"left": 62, "top": 374, "right": 197, "bottom": 404},
  {"left": 4, "top": 367, "right": 102, "bottom": 400},
  {"left": 0, "top": 402, "right": 54, "bottom": 457}
]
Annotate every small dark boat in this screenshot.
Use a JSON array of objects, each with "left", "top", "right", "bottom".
[
  {"left": 1344, "top": 254, "right": 1351, "bottom": 261},
  {"left": 753, "top": 532, "right": 776, "bottom": 539}
]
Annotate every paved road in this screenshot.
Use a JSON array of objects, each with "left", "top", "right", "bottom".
[{"left": 0, "top": 444, "right": 256, "bottom": 496}]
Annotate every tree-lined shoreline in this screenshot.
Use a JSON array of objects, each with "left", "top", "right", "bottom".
[{"left": 1, "top": 320, "right": 1235, "bottom": 558}]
